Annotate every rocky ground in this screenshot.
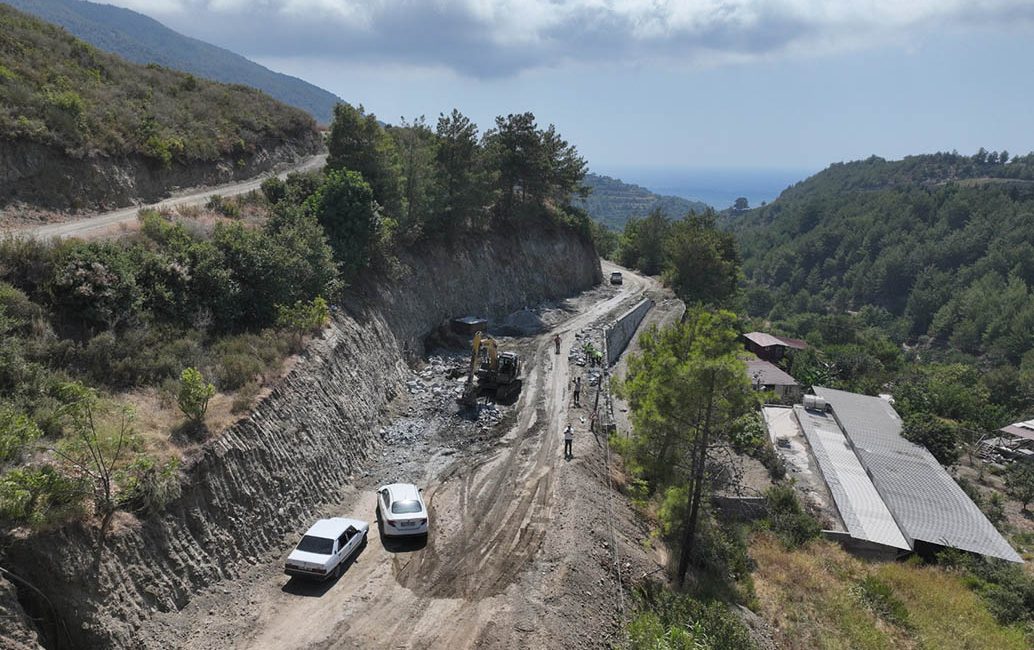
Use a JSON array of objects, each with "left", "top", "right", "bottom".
[{"left": 120, "top": 262, "right": 665, "bottom": 649}]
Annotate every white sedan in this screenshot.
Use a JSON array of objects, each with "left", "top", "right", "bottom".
[
  {"left": 377, "top": 483, "right": 429, "bottom": 536},
  {"left": 284, "top": 517, "right": 369, "bottom": 581}
]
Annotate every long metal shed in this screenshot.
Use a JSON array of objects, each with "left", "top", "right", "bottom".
[{"left": 813, "top": 386, "right": 1023, "bottom": 563}]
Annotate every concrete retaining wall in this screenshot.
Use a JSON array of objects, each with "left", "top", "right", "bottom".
[{"left": 605, "top": 299, "right": 654, "bottom": 366}]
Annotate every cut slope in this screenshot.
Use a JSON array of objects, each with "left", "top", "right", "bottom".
[{"left": 5, "top": 0, "right": 342, "bottom": 123}]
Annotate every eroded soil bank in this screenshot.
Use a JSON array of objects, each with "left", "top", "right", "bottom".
[
  {"left": 0, "top": 131, "right": 323, "bottom": 213},
  {"left": 0, "top": 221, "right": 601, "bottom": 649}
]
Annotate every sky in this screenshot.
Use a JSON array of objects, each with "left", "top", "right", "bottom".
[{"left": 102, "top": 1, "right": 1034, "bottom": 181}]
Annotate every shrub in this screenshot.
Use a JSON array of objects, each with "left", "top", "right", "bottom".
[
  {"left": 0, "top": 283, "right": 44, "bottom": 328},
  {"left": 1004, "top": 462, "right": 1034, "bottom": 511},
  {"left": 231, "top": 381, "right": 261, "bottom": 414},
  {"left": 260, "top": 177, "right": 287, "bottom": 204},
  {"left": 206, "top": 194, "right": 240, "bottom": 218},
  {"left": 0, "top": 465, "right": 84, "bottom": 527},
  {"left": 763, "top": 485, "right": 821, "bottom": 549},
  {"left": 217, "top": 353, "right": 265, "bottom": 391},
  {"left": 730, "top": 413, "right": 765, "bottom": 453},
  {"left": 177, "top": 367, "right": 214, "bottom": 423},
  {"left": 627, "top": 582, "right": 756, "bottom": 650},
  {"left": 76, "top": 328, "right": 202, "bottom": 389},
  {"left": 0, "top": 405, "right": 43, "bottom": 463},
  {"left": 902, "top": 414, "right": 960, "bottom": 466},
  {"left": 276, "top": 296, "right": 330, "bottom": 350},
  {"left": 117, "top": 456, "right": 181, "bottom": 515},
  {"left": 754, "top": 441, "right": 786, "bottom": 481},
  {"left": 853, "top": 575, "right": 912, "bottom": 629},
  {"left": 940, "top": 550, "right": 1034, "bottom": 627}
]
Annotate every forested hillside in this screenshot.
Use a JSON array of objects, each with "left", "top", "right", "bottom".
[
  {"left": 575, "top": 173, "right": 709, "bottom": 230},
  {"left": 6, "top": 0, "right": 342, "bottom": 123},
  {"left": 734, "top": 151, "right": 1034, "bottom": 362},
  {"left": 727, "top": 149, "right": 1034, "bottom": 464}
]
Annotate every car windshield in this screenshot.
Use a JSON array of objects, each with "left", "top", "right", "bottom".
[
  {"left": 391, "top": 499, "right": 423, "bottom": 514},
  {"left": 296, "top": 535, "right": 334, "bottom": 555}
]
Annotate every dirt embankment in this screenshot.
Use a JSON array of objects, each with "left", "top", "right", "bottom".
[
  {"left": 0, "top": 129, "right": 324, "bottom": 213},
  {"left": 0, "top": 222, "right": 601, "bottom": 650}
]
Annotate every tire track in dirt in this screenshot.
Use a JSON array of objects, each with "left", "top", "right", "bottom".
[
  {"left": 394, "top": 272, "right": 644, "bottom": 602},
  {"left": 219, "top": 263, "right": 649, "bottom": 650}
]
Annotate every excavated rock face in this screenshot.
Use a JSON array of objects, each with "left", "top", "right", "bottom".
[
  {"left": 0, "top": 577, "right": 43, "bottom": 650},
  {"left": 0, "top": 132, "right": 323, "bottom": 212},
  {"left": 3, "top": 221, "right": 600, "bottom": 649}
]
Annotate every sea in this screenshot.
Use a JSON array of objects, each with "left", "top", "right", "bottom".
[{"left": 595, "top": 166, "right": 818, "bottom": 210}]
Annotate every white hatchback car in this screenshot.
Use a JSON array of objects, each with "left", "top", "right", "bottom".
[
  {"left": 284, "top": 517, "right": 369, "bottom": 581},
  {"left": 377, "top": 483, "right": 429, "bottom": 536}
]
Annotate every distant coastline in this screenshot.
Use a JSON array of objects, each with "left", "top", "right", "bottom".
[{"left": 597, "top": 166, "right": 817, "bottom": 210}]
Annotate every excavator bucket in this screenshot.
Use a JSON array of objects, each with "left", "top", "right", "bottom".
[{"left": 457, "top": 382, "right": 480, "bottom": 407}]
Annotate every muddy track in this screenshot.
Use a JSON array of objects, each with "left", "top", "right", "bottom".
[
  {"left": 150, "top": 262, "right": 654, "bottom": 650},
  {"left": 393, "top": 271, "right": 645, "bottom": 604}
]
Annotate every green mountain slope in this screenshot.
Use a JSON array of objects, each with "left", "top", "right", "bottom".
[
  {"left": 6, "top": 0, "right": 342, "bottom": 123},
  {"left": 733, "top": 150, "right": 1034, "bottom": 364},
  {"left": 575, "top": 173, "right": 709, "bottom": 230},
  {"left": 0, "top": 3, "right": 321, "bottom": 209}
]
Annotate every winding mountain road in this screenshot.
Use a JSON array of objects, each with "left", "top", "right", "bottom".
[{"left": 5, "top": 153, "right": 327, "bottom": 240}]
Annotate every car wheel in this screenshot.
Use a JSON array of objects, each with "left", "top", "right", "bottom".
[{"left": 333, "top": 563, "right": 342, "bottom": 579}]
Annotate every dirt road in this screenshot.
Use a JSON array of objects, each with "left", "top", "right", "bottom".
[
  {"left": 142, "top": 262, "right": 666, "bottom": 649},
  {"left": 9, "top": 153, "right": 327, "bottom": 240}
]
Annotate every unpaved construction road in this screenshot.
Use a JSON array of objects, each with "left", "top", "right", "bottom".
[
  {"left": 7, "top": 153, "right": 327, "bottom": 240},
  {"left": 141, "top": 262, "right": 672, "bottom": 649}
]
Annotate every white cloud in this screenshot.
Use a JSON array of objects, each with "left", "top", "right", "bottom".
[{"left": 102, "top": 0, "right": 1034, "bottom": 77}]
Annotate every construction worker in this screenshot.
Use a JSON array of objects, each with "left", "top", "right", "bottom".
[
  {"left": 563, "top": 424, "right": 574, "bottom": 458},
  {"left": 554, "top": 334, "right": 561, "bottom": 355},
  {"left": 573, "top": 376, "right": 582, "bottom": 407}
]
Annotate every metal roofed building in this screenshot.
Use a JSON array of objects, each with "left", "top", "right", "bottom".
[
  {"left": 1000, "top": 418, "right": 1034, "bottom": 443},
  {"left": 794, "top": 405, "right": 910, "bottom": 552},
  {"left": 743, "top": 331, "right": 808, "bottom": 362},
  {"left": 813, "top": 386, "right": 1023, "bottom": 563},
  {"left": 746, "top": 359, "right": 801, "bottom": 400}
]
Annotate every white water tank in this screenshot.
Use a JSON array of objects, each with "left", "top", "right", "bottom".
[{"left": 803, "top": 394, "right": 829, "bottom": 412}]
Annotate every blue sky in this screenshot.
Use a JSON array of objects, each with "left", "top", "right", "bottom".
[{"left": 106, "top": 1, "right": 1034, "bottom": 174}]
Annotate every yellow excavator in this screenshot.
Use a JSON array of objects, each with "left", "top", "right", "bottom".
[{"left": 458, "top": 331, "right": 522, "bottom": 406}]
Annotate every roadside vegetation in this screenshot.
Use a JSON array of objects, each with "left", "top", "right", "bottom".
[
  {"left": 752, "top": 535, "right": 1030, "bottom": 649},
  {"left": 605, "top": 180, "right": 1034, "bottom": 647},
  {"left": 0, "top": 4, "right": 317, "bottom": 167},
  {"left": 0, "top": 97, "right": 591, "bottom": 545}
]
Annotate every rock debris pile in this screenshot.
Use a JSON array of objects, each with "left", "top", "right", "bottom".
[{"left": 380, "top": 353, "right": 508, "bottom": 449}]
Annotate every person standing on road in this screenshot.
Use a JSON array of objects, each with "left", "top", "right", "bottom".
[
  {"left": 573, "top": 376, "right": 582, "bottom": 407},
  {"left": 563, "top": 424, "right": 574, "bottom": 459},
  {"left": 554, "top": 334, "right": 561, "bottom": 355}
]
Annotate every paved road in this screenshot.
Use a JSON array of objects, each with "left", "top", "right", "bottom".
[{"left": 7, "top": 153, "right": 327, "bottom": 240}]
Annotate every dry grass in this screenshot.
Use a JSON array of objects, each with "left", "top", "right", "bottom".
[
  {"left": 751, "top": 533, "right": 1028, "bottom": 650},
  {"left": 877, "top": 562, "right": 1029, "bottom": 649},
  {"left": 114, "top": 339, "right": 298, "bottom": 463}
]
